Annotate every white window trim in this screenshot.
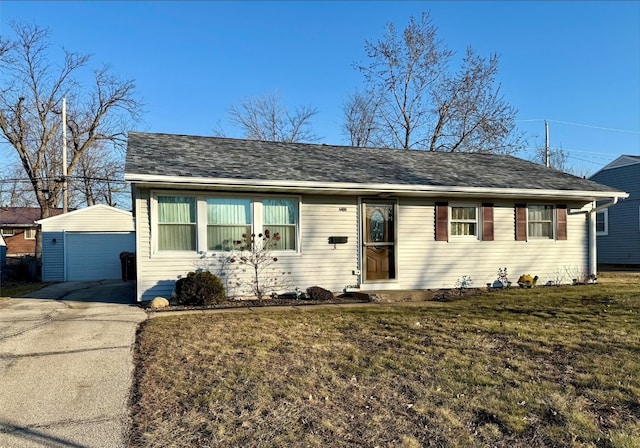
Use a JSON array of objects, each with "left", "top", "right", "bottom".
[
  {"left": 24, "top": 228, "right": 36, "bottom": 240},
  {"left": 596, "top": 209, "right": 609, "bottom": 236},
  {"left": 449, "top": 203, "right": 480, "bottom": 240},
  {"left": 527, "top": 204, "right": 555, "bottom": 240},
  {"left": 151, "top": 191, "right": 301, "bottom": 256},
  {"left": 1, "top": 228, "right": 14, "bottom": 237}
]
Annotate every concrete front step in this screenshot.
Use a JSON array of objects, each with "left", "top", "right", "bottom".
[{"left": 349, "top": 290, "right": 443, "bottom": 303}]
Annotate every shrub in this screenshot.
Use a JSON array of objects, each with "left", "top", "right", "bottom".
[
  {"left": 306, "top": 286, "right": 334, "bottom": 301},
  {"left": 175, "top": 271, "right": 226, "bottom": 306}
]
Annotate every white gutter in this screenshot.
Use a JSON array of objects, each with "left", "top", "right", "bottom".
[
  {"left": 124, "top": 173, "right": 626, "bottom": 201},
  {"left": 588, "top": 196, "right": 622, "bottom": 277}
]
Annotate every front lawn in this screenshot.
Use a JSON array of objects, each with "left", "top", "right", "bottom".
[
  {"left": 0, "top": 282, "right": 47, "bottom": 299},
  {"left": 129, "top": 277, "right": 640, "bottom": 447}
]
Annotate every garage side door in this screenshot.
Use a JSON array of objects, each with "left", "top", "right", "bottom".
[{"left": 66, "top": 232, "right": 135, "bottom": 281}]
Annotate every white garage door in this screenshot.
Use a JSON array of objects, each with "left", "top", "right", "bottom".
[{"left": 65, "top": 232, "right": 135, "bottom": 281}]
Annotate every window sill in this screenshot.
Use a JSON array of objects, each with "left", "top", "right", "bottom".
[{"left": 153, "top": 250, "right": 200, "bottom": 257}]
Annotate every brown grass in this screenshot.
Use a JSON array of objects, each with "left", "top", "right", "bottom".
[
  {"left": 0, "top": 282, "right": 47, "bottom": 300},
  {"left": 129, "top": 274, "right": 640, "bottom": 447}
]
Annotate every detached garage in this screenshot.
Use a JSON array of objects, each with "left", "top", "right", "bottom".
[{"left": 37, "top": 205, "right": 135, "bottom": 282}]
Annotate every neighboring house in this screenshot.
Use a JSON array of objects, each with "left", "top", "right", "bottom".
[
  {"left": 0, "top": 207, "right": 64, "bottom": 257},
  {"left": 590, "top": 155, "right": 640, "bottom": 267},
  {"left": 124, "top": 132, "right": 628, "bottom": 302},
  {"left": 37, "top": 204, "right": 135, "bottom": 282},
  {"left": 0, "top": 234, "right": 6, "bottom": 269}
]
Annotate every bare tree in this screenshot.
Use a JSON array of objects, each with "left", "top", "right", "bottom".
[
  {"left": 535, "top": 144, "right": 570, "bottom": 172},
  {"left": 228, "top": 93, "right": 319, "bottom": 143},
  {"left": 342, "top": 90, "right": 379, "bottom": 147},
  {"left": 352, "top": 12, "right": 523, "bottom": 153},
  {"left": 69, "top": 142, "right": 128, "bottom": 208},
  {"left": 429, "top": 48, "right": 522, "bottom": 153},
  {"left": 0, "top": 166, "right": 36, "bottom": 207},
  {"left": 0, "top": 22, "right": 140, "bottom": 258}
]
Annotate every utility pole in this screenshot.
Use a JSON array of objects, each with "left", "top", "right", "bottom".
[
  {"left": 62, "top": 96, "right": 68, "bottom": 213},
  {"left": 544, "top": 119, "right": 550, "bottom": 168}
]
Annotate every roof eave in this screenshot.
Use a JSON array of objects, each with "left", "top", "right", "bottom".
[
  {"left": 125, "top": 173, "right": 628, "bottom": 202},
  {"left": 35, "top": 204, "right": 132, "bottom": 224}
]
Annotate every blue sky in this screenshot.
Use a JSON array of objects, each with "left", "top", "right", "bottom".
[{"left": 1, "top": 1, "right": 638, "bottom": 175}]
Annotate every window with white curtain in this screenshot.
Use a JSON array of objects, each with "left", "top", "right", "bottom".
[
  {"left": 158, "top": 196, "right": 196, "bottom": 250},
  {"left": 155, "top": 194, "right": 299, "bottom": 253},
  {"left": 450, "top": 205, "right": 478, "bottom": 237},
  {"left": 263, "top": 199, "right": 298, "bottom": 250},
  {"left": 207, "top": 198, "right": 252, "bottom": 250},
  {"left": 528, "top": 205, "right": 554, "bottom": 239}
]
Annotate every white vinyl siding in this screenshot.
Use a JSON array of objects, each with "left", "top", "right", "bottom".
[
  {"left": 394, "top": 199, "right": 589, "bottom": 292},
  {"left": 134, "top": 189, "right": 592, "bottom": 301},
  {"left": 136, "top": 191, "right": 358, "bottom": 301}
]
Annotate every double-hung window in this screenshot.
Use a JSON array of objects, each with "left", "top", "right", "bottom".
[
  {"left": 24, "top": 228, "right": 36, "bottom": 240},
  {"left": 207, "top": 199, "right": 252, "bottom": 251},
  {"left": 596, "top": 210, "right": 608, "bottom": 235},
  {"left": 450, "top": 205, "right": 478, "bottom": 238},
  {"left": 528, "top": 205, "right": 554, "bottom": 239},
  {"left": 263, "top": 199, "right": 298, "bottom": 250},
  {"left": 157, "top": 196, "right": 197, "bottom": 251}
]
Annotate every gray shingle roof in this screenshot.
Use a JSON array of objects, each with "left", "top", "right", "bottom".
[
  {"left": 0, "top": 207, "right": 65, "bottom": 226},
  {"left": 125, "top": 132, "right": 622, "bottom": 194}
]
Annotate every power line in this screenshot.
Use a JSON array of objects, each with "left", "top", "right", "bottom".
[
  {"left": 522, "top": 145, "right": 621, "bottom": 156},
  {"left": 517, "top": 118, "right": 640, "bottom": 134},
  {"left": 0, "top": 176, "right": 127, "bottom": 185},
  {"left": 547, "top": 119, "right": 640, "bottom": 135}
]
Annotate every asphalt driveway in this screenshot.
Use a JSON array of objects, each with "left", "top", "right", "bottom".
[{"left": 0, "top": 280, "right": 146, "bottom": 447}]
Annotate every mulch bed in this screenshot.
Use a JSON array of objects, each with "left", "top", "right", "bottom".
[{"left": 145, "top": 294, "right": 371, "bottom": 313}]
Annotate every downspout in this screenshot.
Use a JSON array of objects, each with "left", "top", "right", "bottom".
[{"left": 588, "top": 197, "right": 620, "bottom": 277}]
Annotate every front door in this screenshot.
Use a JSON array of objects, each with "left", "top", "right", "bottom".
[{"left": 363, "top": 201, "right": 396, "bottom": 282}]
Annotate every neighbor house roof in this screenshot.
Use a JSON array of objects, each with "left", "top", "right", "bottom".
[
  {"left": 0, "top": 207, "right": 65, "bottom": 228},
  {"left": 125, "top": 132, "right": 628, "bottom": 201},
  {"left": 591, "top": 155, "right": 640, "bottom": 174}
]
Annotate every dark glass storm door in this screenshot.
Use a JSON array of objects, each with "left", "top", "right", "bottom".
[{"left": 362, "top": 201, "right": 396, "bottom": 281}]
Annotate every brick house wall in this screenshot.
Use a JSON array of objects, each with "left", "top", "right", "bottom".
[{"left": 2, "top": 228, "right": 36, "bottom": 256}]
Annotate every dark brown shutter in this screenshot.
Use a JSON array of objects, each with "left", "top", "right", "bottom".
[
  {"left": 482, "top": 203, "right": 494, "bottom": 241},
  {"left": 435, "top": 202, "right": 448, "bottom": 241},
  {"left": 515, "top": 204, "right": 527, "bottom": 241},
  {"left": 557, "top": 205, "right": 568, "bottom": 240}
]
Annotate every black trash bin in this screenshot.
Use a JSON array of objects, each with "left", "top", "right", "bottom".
[{"left": 119, "top": 251, "right": 136, "bottom": 281}]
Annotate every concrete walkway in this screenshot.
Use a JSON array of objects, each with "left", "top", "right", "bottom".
[{"left": 0, "top": 281, "right": 146, "bottom": 447}]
